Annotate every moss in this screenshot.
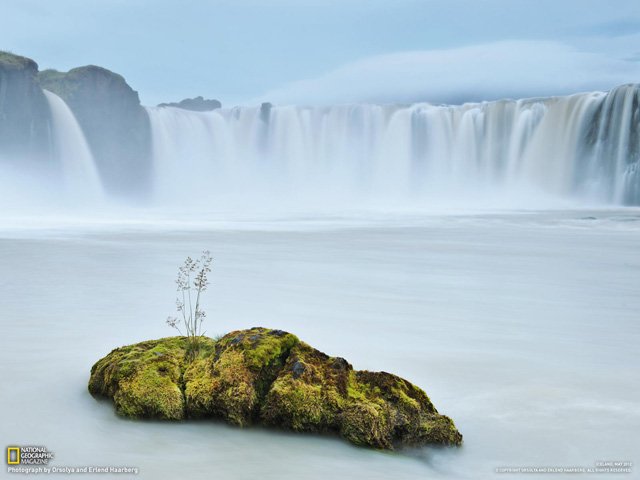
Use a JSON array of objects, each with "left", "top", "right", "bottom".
[
  {"left": 346, "top": 371, "right": 383, "bottom": 404},
  {"left": 88, "top": 336, "right": 215, "bottom": 420},
  {"left": 181, "top": 357, "right": 216, "bottom": 417},
  {"left": 344, "top": 370, "right": 461, "bottom": 448},
  {"left": 339, "top": 402, "right": 391, "bottom": 449},
  {"left": 261, "top": 344, "right": 461, "bottom": 449},
  {"left": 262, "top": 376, "right": 343, "bottom": 431},
  {"left": 414, "top": 415, "right": 463, "bottom": 446},
  {"left": 114, "top": 362, "right": 184, "bottom": 419},
  {"left": 242, "top": 330, "right": 298, "bottom": 370},
  {"left": 261, "top": 342, "right": 348, "bottom": 431},
  {"left": 184, "top": 347, "right": 257, "bottom": 425},
  {"left": 89, "top": 328, "right": 462, "bottom": 450},
  {"left": 184, "top": 328, "right": 299, "bottom": 426}
]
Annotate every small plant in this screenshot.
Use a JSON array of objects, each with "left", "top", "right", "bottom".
[{"left": 166, "top": 250, "right": 212, "bottom": 359}]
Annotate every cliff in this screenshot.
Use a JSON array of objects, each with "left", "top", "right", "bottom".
[
  {"left": 39, "top": 66, "right": 152, "bottom": 197},
  {"left": 0, "top": 51, "right": 51, "bottom": 163}
]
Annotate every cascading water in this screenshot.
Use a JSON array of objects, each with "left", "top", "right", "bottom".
[
  {"left": 145, "top": 84, "right": 640, "bottom": 210},
  {"left": 43, "top": 90, "right": 103, "bottom": 200}
]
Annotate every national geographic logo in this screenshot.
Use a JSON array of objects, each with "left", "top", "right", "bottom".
[
  {"left": 6, "top": 447, "right": 139, "bottom": 475},
  {"left": 6, "top": 447, "right": 54, "bottom": 465},
  {"left": 7, "top": 448, "right": 19, "bottom": 464}
]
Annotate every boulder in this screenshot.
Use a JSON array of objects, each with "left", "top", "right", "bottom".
[{"left": 89, "top": 328, "right": 462, "bottom": 450}]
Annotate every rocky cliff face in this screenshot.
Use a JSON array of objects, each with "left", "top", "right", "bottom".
[
  {"left": 39, "top": 66, "right": 152, "bottom": 197},
  {"left": 0, "top": 51, "right": 52, "bottom": 163}
]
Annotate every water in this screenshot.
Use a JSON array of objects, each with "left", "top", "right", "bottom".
[
  {"left": 42, "top": 90, "right": 103, "bottom": 200},
  {"left": 2, "top": 83, "right": 639, "bottom": 478},
  {"left": 1, "top": 211, "right": 638, "bottom": 479},
  {"left": 146, "top": 84, "right": 640, "bottom": 209}
]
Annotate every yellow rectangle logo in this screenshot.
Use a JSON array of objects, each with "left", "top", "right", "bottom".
[{"left": 7, "top": 447, "right": 20, "bottom": 464}]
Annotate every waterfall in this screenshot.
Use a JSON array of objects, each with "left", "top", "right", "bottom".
[
  {"left": 146, "top": 84, "right": 640, "bottom": 209},
  {"left": 43, "top": 90, "right": 103, "bottom": 200}
]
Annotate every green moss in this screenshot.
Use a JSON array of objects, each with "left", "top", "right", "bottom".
[
  {"left": 242, "top": 330, "right": 298, "bottom": 370},
  {"left": 182, "top": 357, "right": 215, "bottom": 417},
  {"left": 88, "top": 336, "right": 215, "bottom": 420},
  {"left": 346, "top": 371, "right": 383, "bottom": 404},
  {"left": 184, "top": 347, "right": 257, "bottom": 425},
  {"left": 260, "top": 343, "right": 461, "bottom": 449},
  {"left": 414, "top": 415, "right": 463, "bottom": 446},
  {"left": 183, "top": 328, "right": 299, "bottom": 426},
  {"left": 339, "top": 402, "right": 391, "bottom": 449},
  {"left": 262, "top": 377, "right": 342, "bottom": 431},
  {"left": 114, "top": 362, "right": 184, "bottom": 419},
  {"left": 261, "top": 341, "right": 348, "bottom": 431},
  {"left": 89, "top": 329, "right": 462, "bottom": 450},
  {"left": 344, "top": 370, "right": 461, "bottom": 448}
]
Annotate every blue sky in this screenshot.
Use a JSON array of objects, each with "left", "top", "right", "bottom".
[{"left": 2, "top": 0, "right": 640, "bottom": 106}]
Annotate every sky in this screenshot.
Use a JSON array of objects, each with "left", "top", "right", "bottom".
[{"left": 1, "top": 0, "right": 640, "bottom": 106}]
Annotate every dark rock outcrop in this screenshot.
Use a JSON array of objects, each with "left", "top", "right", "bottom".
[
  {"left": 39, "top": 66, "right": 152, "bottom": 197},
  {"left": 259, "top": 102, "right": 273, "bottom": 122},
  {"left": 0, "top": 51, "right": 52, "bottom": 163},
  {"left": 158, "top": 96, "right": 221, "bottom": 111},
  {"left": 89, "top": 328, "right": 462, "bottom": 450}
]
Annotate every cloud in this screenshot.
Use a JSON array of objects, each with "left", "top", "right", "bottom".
[{"left": 252, "top": 40, "right": 640, "bottom": 106}]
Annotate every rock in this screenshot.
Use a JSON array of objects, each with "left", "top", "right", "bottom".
[
  {"left": 158, "top": 96, "right": 221, "bottom": 111},
  {"left": 259, "top": 102, "right": 273, "bottom": 122},
  {"left": 89, "top": 328, "right": 462, "bottom": 450},
  {"left": 291, "top": 360, "right": 306, "bottom": 379},
  {"left": 0, "top": 51, "right": 52, "bottom": 163},
  {"left": 38, "top": 66, "right": 152, "bottom": 198}
]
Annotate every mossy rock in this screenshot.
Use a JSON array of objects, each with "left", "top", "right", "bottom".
[
  {"left": 89, "top": 337, "right": 216, "bottom": 420},
  {"left": 89, "top": 328, "right": 462, "bottom": 450}
]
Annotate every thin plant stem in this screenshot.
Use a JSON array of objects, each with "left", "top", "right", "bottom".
[{"left": 167, "top": 251, "right": 212, "bottom": 360}]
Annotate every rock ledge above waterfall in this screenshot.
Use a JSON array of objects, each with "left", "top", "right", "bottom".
[
  {"left": 158, "top": 96, "right": 222, "bottom": 111},
  {"left": 88, "top": 327, "right": 462, "bottom": 450}
]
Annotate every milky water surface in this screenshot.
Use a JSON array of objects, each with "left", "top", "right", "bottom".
[{"left": 1, "top": 211, "right": 638, "bottom": 479}]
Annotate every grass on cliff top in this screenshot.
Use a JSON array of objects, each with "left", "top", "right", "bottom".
[
  {"left": 39, "top": 66, "right": 128, "bottom": 100},
  {"left": 0, "top": 50, "right": 37, "bottom": 70},
  {"left": 38, "top": 69, "right": 69, "bottom": 97},
  {"left": 39, "top": 65, "right": 126, "bottom": 83},
  {"left": 38, "top": 68, "right": 65, "bottom": 81}
]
